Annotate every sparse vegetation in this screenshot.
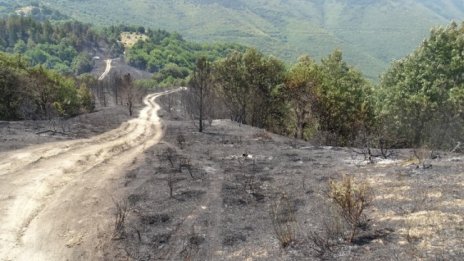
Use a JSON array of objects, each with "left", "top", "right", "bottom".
[
  {"left": 112, "top": 199, "right": 129, "bottom": 240},
  {"left": 178, "top": 156, "right": 194, "bottom": 179},
  {"left": 180, "top": 226, "right": 204, "bottom": 261},
  {"left": 176, "top": 134, "right": 186, "bottom": 149},
  {"left": 270, "top": 193, "right": 297, "bottom": 248},
  {"left": 167, "top": 171, "right": 176, "bottom": 198},
  {"left": 307, "top": 207, "right": 345, "bottom": 259},
  {"left": 160, "top": 147, "right": 177, "bottom": 168},
  {"left": 413, "top": 146, "right": 433, "bottom": 169},
  {"left": 328, "top": 175, "right": 373, "bottom": 243}
]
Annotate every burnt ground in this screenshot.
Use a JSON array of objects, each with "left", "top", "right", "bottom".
[
  {"left": 0, "top": 57, "right": 152, "bottom": 152},
  {"left": 0, "top": 90, "right": 463, "bottom": 260},
  {"left": 0, "top": 106, "right": 138, "bottom": 152},
  {"left": 102, "top": 92, "right": 464, "bottom": 260}
]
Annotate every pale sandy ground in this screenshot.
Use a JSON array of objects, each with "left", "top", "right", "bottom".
[{"left": 0, "top": 89, "right": 177, "bottom": 261}]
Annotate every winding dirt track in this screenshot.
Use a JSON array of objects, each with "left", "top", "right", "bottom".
[
  {"left": 98, "top": 59, "right": 112, "bottom": 81},
  {"left": 0, "top": 90, "right": 175, "bottom": 260}
]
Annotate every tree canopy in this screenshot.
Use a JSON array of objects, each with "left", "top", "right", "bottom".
[
  {"left": 379, "top": 21, "right": 464, "bottom": 148},
  {"left": 0, "top": 51, "right": 93, "bottom": 120}
]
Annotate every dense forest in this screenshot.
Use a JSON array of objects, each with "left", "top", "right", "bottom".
[
  {"left": 20, "top": 0, "right": 464, "bottom": 80},
  {"left": 378, "top": 21, "right": 464, "bottom": 149},
  {"left": 0, "top": 15, "right": 122, "bottom": 74},
  {"left": 187, "top": 48, "right": 374, "bottom": 146},
  {"left": 0, "top": 51, "right": 93, "bottom": 120},
  {"left": 109, "top": 25, "right": 245, "bottom": 87},
  {"left": 0, "top": 12, "right": 245, "bottom": 120},
  {"left": 0, "top": 14, "right": 245, "bottom": 86},
  {"left": 187, "top": 21, "right": 464, "bottom": 150}
]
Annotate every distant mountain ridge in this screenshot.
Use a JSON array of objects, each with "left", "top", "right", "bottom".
[{"left": 4, "top": 0, "right": 464, "bottom": 80}]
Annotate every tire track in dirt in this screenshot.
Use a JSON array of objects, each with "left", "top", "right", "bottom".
[
  {"left": 0, "top": 89, "right": 178, "bottom": 261},
  {"left": 162, "top": 163, "right": 224, "bottom": 261},
  {"left": 204, "top": 166, "right": 224, "bottom": 260},
  {"left": 0, "top": 58, "right": 128, "bottom": 176},
  {"left": 98, "top": 59, "right": 112, "bottom": 81},
  {"left": 0, "top": 122, "right": 140, "bottom": 177}
]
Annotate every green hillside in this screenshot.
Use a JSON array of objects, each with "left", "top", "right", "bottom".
[{"left": 3, "top": 0, "right": 464, "bottom": 80}]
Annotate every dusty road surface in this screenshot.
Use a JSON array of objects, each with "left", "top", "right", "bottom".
[
  {"left": 0, "top": 90, "right": 175, "bottom": 261},
  {"left": 98, "top": 59, "right": 112, "bottom": 81}
]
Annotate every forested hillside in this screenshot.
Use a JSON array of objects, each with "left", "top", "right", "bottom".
[
  {"left": 0, "top": 13, "right": 244, "bottom": 85},
  {"left": 126, "top": 32, "right": 244, "bottom": 86},
  {"left": 0, "top": 15, "right": 122, "bottom": 74},
  {"left": 0, "top": 52, "right": 93, "bottom": 120},
  {"left": 185, "top": 21, "right": 464, "bottom": 149},
  {"left": 10, "top": 0, "right": 464, "bottom": 80},
  {"left": 0, "top": 14, "right": 245, "bottom": 119}
]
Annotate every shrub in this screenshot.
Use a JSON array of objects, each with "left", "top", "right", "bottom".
[
  {"left": 413, "top": 146, "right": 432, "bottom": 169},
  {"left": 112, "top": 199, "right": 129, "bottom": 239},
  {"left": 177, "top": 133, "right": 186, "bottom": 149},
  {"left": 270, "top": 193, "right": 297, "bottom": 247},
  {"left": 328, "top": 175, "right": 373, "bottom": 243}
]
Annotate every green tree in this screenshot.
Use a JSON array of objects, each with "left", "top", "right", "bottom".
[
  {"left": 379, "top": 21, "right": 464, "bottom": 148},
  {"left": 316, "top": 50, "right": 374, "bottom": 145},
  {"left": 13, "top": 40, "right": 27, "bottom": 53},
  {"left": 214, "top": 51, "right": 248, "bottom": 123},
  {"left": 72, "top": 53, "right": 93, "bottom": 75},
  {"left": 78, "top": 83, "right": 94, "bottom": 112},
  {"left": 0, "top": 66, "right": 22, "bottom": 120},
  {"left": 284, "top": 55, "right": 322, "bottom": 139},
  {"left": 214, "top": 48, "right": 286, "bottom": 130}
]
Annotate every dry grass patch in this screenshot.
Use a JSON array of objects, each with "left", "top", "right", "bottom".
[
  {"left": 399, "top": 211, "right": 463, "bottom": 252},
  {"left": 252, "top": 131, "right": 273, "bottom": 143},
  {"left": 120, "top": 32, "right": 149, "bottom": 48},
  {"left": 329, "top": 175, "right": 373, "bottom": 243},
  {"left": 112, "top": 199, "right": 129, "bottom": 240},
  {"left": 15, "top": 6, "right": 34, "bottom": 15},
  {"left": 270, "top": 193, "right": 297, "bottom": 248}
]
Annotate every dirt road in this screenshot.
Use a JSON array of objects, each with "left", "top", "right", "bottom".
[
  {"left": 0, "top": 90, "right": 174, "bottom": 260},
  {"left": 98, "top": 59, "right": 112, "bottom": 81}
]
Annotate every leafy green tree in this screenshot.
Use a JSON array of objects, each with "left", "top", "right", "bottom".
[
  {"left": 0, "top": 51, "right": 93, "bottom": 120},
  {"left": 316, "top": 50, "right": 374, "bottom": 145},
  {"left": 243, "top": 49, "right": 286, "bottom": 129},
  {"left": 153, "top": 63, "right": 190, "bottom": 84},
  {"left": 76, "top": 83, "right": 93, "bottom": 112},
  {"left": 53, "top": 76, "right": 81, "bottom": 117},
  {"left": 0, "top": 66, "right": 22, "bottom": 120},
  {"left": 124, "top": 27, "right": 244, "bottom": 86},
  {"left": 214, "top": 51, "right": 248, "bottom": 123},
  {"left": 25, "top": 47, "right": 49, "bottom": 64},
  {"left": 72, "top": 53, "right": 93, "bottom": 75},
  {"left": 0, "top": 15, "right": 123, "bottom": 75},
  {"left": 379, "top": 21, "right": 464, "bottom": 148},
  {"left": 214, "top": 48, "right": 286, "bottom": 130},
  {"left": 13, "top": 40, "right": 27, "bottom": 53}
]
